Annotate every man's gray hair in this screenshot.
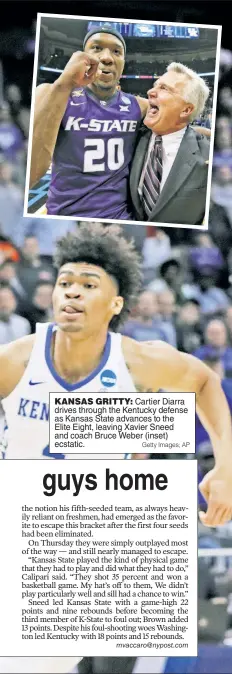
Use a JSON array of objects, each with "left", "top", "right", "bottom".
[{"left": 167, "top": 62, "right": 210, "bottom": 122}]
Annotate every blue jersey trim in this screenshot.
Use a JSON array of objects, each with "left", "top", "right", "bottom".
[{"left": 45, "top": 323, "right": 111, "bottom": 391}]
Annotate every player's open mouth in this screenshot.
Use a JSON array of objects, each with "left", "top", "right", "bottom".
[{"left": 98, "top": 69, "right": 114, "bottom": 78}]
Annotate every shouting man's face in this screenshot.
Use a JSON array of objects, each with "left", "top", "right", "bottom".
[{"left": 145, "top": 70, "right": 194, "bottom": 135}]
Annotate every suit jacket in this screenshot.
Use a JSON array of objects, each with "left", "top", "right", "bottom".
[{"left": 129, "top": 125, "right": 210, "bottom": 226}]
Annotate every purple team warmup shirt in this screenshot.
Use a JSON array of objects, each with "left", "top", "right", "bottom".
[{"left": 46, "top": 87, "right": 142, "bottom": 219}]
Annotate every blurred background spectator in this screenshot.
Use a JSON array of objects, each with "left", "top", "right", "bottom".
[
  {"left": 0, "top": 158, "right": 23, "bottom": 233},
  {"left": 122, "top": 290, "right": 171, "bottom": 342},
  {"left": 27, "top": 280, "right": 54, "bottom": 333},
  {"left": 194, "top": 318, "right": 232, "bottom": 377},
  {"left": 155, "top": 289, "right": 177, "bottom": 346},
  {"left": 17, "top": 235, "right": 56, "bottom": 300},
  {"left": 176, "top": 298, "right": 203, "bottom": 353},
  {"left": 0, "top": 281, "right": 30, "bottom": 343}
]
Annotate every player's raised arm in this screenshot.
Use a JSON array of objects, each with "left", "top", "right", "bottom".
[
  {"left": 124, "top": 338, "right": 232, "bottom": 527},
  {"left": 29, "top": 51, "right": 99, "bottom": 187},
  {"left": 0, "top": 335, "right": 35, "bottom": 399}
]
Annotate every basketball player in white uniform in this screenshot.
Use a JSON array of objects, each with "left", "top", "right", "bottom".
[
  {"left": 0, "top": 221, "right": 232, "bottom": 527},
  {"left": 0, "top": 222, "right": 232, "bottom": 674}
]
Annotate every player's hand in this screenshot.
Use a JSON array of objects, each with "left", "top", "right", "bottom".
[
  {"left": 58, "top": 51, "right": 99, "bottom": 89},
  {"left": 199, "top": 463, "right": 232, "bottom": 527}
]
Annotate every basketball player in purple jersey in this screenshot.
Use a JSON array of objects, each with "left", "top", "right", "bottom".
[
  {"left": 30, "top": 24, "right": 209, "bottom": 219},
  {"left": 30, "top": 24, "right": 147, "bottom": 219}
]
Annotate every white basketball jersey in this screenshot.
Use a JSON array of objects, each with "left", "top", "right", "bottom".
[{"left": 2, "top": 323, "right": 136, "bottom": 459}]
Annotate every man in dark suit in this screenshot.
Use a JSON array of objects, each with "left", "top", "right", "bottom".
[{"left": 130, "top": 62, "right": 210, "bottom": 226}]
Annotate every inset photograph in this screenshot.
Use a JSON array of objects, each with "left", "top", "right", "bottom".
[{"left": 24, "top": 14, "right": 221, "bottom": 229}]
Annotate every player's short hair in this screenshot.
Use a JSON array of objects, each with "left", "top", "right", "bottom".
[
  {"left": 167, "top": 62, "right": 210, "bottom": 122},
  {"left": 54, "top": 223, "right": 142, "bottom": 330}
]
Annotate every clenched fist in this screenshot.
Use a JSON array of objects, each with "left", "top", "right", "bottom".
[{"left": 58, "top": 51, "right": 100, "bottom": 90}]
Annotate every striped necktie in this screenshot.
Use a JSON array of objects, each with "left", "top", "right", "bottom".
[{"left": 142, "top": 135, "right": 163, "bottom": 219}]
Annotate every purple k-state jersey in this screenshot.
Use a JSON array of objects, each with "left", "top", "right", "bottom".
[{"left": 46, "top": 87, "right": 142, "bottom": 219}]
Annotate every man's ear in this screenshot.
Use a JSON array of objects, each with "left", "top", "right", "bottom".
[{"left": 180, "top": 103, "right": 195, "bottom": 120}]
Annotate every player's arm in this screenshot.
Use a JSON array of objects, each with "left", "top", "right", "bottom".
[
  {"left": 136, "top": 96, "right": 149, "bottom": 118},
  {"left": 29, "top": 52, "right": 99, "bottom": 188},
  {"left": 191, "top": 125, "right": 211, "bottom": 138},
  {"left": 0, "top": 335, "right": 35, "bottom": 398},
  {"left": 124, "top": 338, "right": 232, "bottom": 527}
]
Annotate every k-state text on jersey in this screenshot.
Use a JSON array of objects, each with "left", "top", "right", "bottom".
[{"left": 64, "top": 117, "right": 138, "bottom": 133}]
